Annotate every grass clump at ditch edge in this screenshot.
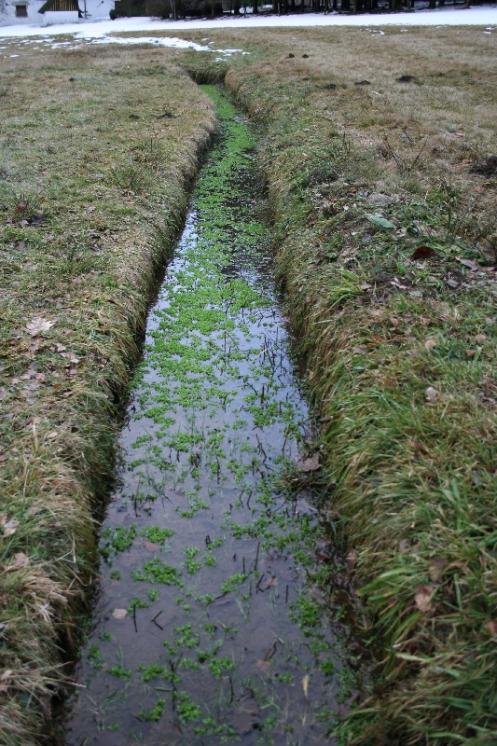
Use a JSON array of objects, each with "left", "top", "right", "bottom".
[
  {"left": 0, "top": 44, "right": 215, "bottom": 744},
  {"left": 200, "top": 25, "right": 497, "bottom": 745}
]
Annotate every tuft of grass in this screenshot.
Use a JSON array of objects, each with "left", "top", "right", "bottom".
[{"left": 0, "top": 43, "right": 215, "bottom": 744}]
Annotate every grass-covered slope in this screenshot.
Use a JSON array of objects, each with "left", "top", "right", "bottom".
[
  {"left": 1, "top": 24, "right": 496, "bottom": 745},
  {"left": 183, "top": 25, "right": 497, "bottom": 744},
  {"left": 0, "top": 45, "right": 214, "bottom": 744}
]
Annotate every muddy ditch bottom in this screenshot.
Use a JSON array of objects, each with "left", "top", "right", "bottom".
[{"left": 64, "top": 86, "right": 355, "bottom": 746}]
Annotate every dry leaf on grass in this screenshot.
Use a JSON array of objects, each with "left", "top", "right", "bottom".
[
  {"left": 425, "top": 386, "right": 439, "bottom": 403},
  {"left": 415, "top": 584, "right": 435, "bottom": 613},
  {"left": 424, "top": 337, "right": 438, "bottom": 352},
  {"left": 428, "top": 559, "right": 447, "bottom": 582},
  {"left": 8, "top": 553, "right": 30, "bottom": 570},
  {"left": 26, "top": 317, "right": 55, "bottom": 336},
  {"left": 346, "top": 549, "right": 358, "bottom": 572},
  {"left": 484, "top": 620, "right": 497, "bottom": 636},
  {"left": 296, "top": 454, "right": 320, "bottom": 473},
  {"left": 1, "top": 516, "right": 18, "bottom": 536},
  {"left": 0, "top": 670, "right": 14, "bottom": 693}
]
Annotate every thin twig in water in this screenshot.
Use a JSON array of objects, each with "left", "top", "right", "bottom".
[
  {"left": 254, "top": 541, "right": 260, "bottom": 572},
  {"left": 151, "top": 610, "right": 164, "bottom": 630}
]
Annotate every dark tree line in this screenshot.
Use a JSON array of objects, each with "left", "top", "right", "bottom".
[{"left": 114, "top": 0, "right": 482, "bottom": 20}]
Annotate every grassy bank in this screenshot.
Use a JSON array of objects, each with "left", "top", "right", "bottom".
[
  {"left": 2, "top": 24, "right": 496, "bottom": 745},
  {"left": 0, "top": 43, "right": 214, "bottom": 743},
  {"left": 182, "top": 25, "right": 497, "bottom": 744}
]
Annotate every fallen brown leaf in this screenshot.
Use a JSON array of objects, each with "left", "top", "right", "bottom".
[
  {"left": 0, "top": 670, "right": 13, "bottom": 693},
  {"left": 296, "top": 453, "right": 320, "bottom": 473},
  {"left": 424, "top": 337, "right": 438, "bottom": 352},
  {"left": 1, "top": 516, "right": 18, "bottom": 537},
  {"left": 9, "top": 553, "right": 29, "bottom": 570},
  {"left": 485, "top": 620, "right": 497, "bottom": 636},
  {"left": 428, "top": 559, "right": 447, "bottom": 582},
  {"left": 346, "top": 549, "right": 358, "bottom": 572},
  {"left": 411, "top": 246, "right": 438, "bottom": 260},
  {"left": 256, "top": 659, "right": 271, "bottom": 674},
  {"left": 415, "top": 584, "right": 435, "bottom": 613},
  {"left": 26, "top": 317, "right": 55, "bottom": 336},
  {"left": 143, "top": 541, "right": 159, "bottom": 552}
]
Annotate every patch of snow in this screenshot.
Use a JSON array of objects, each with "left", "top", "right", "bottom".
[
  {"left": 0, "top": 6, "right": 496, "bottom": 40},
  {"left": 87, "top": 34, "right": 220, "bottom": 51}
]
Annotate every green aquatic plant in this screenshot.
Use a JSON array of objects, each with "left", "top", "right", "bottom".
[
  {"left": 174, "top": 691, "right": 202, "bottom": 723},
  {"left": 88, "top": 645, "right": 103, "bottom": 670},
  {"left": 207, "top": 656, "right": 234, "bottom": 679},
  {"left": 141, "top": 526, "right": 174, "bottom": 544},
  {"left": 100, "top": 526, "right": 137, "bottom": 559},
  {"left": 131, "top": 559, "right": 182, "bottom": 586},
  {"left": 138, "top": 699, "right": 165, "bottom": 722},
  {"left": 107, "top": 665, "right": 132, "bottom": 679}
]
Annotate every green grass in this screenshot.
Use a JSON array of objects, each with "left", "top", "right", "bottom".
[
  {"left": 180, "top": 25, "right": 497, "bottom": 744},
  {"left": 0, "top": 44, "right": 215, "bottom": 745}
]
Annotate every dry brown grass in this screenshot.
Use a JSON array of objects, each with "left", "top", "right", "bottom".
[{"left": 0, "top": 42, "right": 215, "bottom": 744}]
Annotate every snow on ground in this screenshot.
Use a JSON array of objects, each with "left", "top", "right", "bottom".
[
  {"left": 0, "top": 6, "right": 496, "bottom": 42},
  {"left": 0, "top": 33, "right": 225, "bottom": 53},
  {"left": 0, "top": 28, "right": 244, "bottom": 53}
]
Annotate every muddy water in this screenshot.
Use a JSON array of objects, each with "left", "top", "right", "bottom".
[{"left": 65, "top": 86, "right": 354, "bottom": 746}]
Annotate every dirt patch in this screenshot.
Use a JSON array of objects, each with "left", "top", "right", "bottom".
[{"left": 471, "top": 154, "right": 497, "bottom": 176}]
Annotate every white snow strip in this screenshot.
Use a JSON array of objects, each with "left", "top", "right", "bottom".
[
  {"left": 0, "top": 16, "right": 246, "bottom": 53},
  {"left": 0, "top": 6, "right": 496, "bottom": 40},
  {"left": 87, "top": 35, "right": 220, "bottom": 51}
]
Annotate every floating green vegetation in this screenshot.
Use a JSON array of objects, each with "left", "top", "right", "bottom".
[
  {"left": 138, "top": 699, "right": 166, "bottom": 723},
  {"left": 131, "top": 559, "right": 183, "bottom": 587},
  {"left": 100, "top": 526, "right": 137, "bottom": 560},
  {"left": 88, "top": 645, "right": 103, "bottom": 670},
  {"left": 107, "top": 665, "right": 132, "bottom": 680},
  {"left": 174, "top": 691, "right": 202, "bottom": 723},
  {"left": 141, "top": 526, "right": 174, "bottom": 545},
  {"left": 207, "top": 656, "right": 235, "bottom": 679}
]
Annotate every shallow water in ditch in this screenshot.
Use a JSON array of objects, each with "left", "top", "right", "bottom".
[{"left": 65, "top": 86, "right": 355, "bottom": 746}]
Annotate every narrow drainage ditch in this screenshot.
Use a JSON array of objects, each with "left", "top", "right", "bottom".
[{"left": 64, "top": 85, "right": 357, "bottom": 746}]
